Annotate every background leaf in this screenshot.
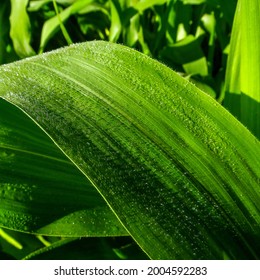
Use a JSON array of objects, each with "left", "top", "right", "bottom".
[
  {"left": 160, "top": 35, "right": 208, "bottom": 76},
  {"left": 9, "top": 0, "right": 36, "bottom": 58},
  {"left": 39, "top": 0, "right": 94, "bottom": 52},
  {"left": 0, "top": 0, "right": 19, "bottom": 64},
  {"left": 224, "top": 0, "right": 260, "bottom": 139},
  {"left": 109, "top": 0, "right": 122, "bottom": 42}
]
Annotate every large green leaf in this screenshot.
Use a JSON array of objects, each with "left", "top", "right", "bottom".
[
  {"left": 0, "top": 98, "right": 126, "bottom": 237},
  {"left": 0, "top": 41, "right": 259, "bottom": 259},
  {"left": 225, "top": 0, "right": 260, "bottom": 139}
]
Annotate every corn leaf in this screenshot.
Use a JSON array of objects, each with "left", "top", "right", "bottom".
[
  {"left": 0, "top": 41, "right": 259, "bottom": 259},
  {"left": 225, "top": 0, "right": 260, "bottom": 139}
]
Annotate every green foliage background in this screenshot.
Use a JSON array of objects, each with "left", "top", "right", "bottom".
[{"left": 2, "top": 0, "right": 238, "bottom": 97}]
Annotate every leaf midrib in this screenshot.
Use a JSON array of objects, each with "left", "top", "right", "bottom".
[{"left": 0, "top": 144, "right": 72, "bottom": 164}]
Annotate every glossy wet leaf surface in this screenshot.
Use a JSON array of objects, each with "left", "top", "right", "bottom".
[{"left": 0, "top": 41, "right": 259, "bottom": 259}]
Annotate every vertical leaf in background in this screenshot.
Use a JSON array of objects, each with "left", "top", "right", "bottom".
[
  {"left": 109, "top": 0, "right": 122, "bottom": 42},
  {"left": 224, "top": 0, "right": 260, "bottom": 139},
  {"left": 201, "top": 12, "right": 216, "bottom": 75},
  {"left": 122, "top": 0, "right": 140, "bottom": 47},
  {"left": 124, "top": 12, "right": 139, "bottom": 47},
  {"left": 9, "top": 0, "right": 36, "bottom": 58}
]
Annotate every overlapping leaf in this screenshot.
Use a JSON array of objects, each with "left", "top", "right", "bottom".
[{"left": 0, "top": 98, "right": 126, "bottom": 237}]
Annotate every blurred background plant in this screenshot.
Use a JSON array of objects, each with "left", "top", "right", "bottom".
[{"left": 1, "top": 0, "right": 238, "bottom": 98}]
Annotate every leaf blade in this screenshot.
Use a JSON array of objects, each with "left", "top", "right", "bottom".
[
  {"left": 225, "top": 0, "right": 260, "bottom": 139},
  {"left": 0, "top": 41, "right": 259, "bottom": 259}
]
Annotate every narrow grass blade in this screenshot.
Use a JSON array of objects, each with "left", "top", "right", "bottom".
[{"left": 52, "top": 0, "right": 73, "bottom": 45}]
